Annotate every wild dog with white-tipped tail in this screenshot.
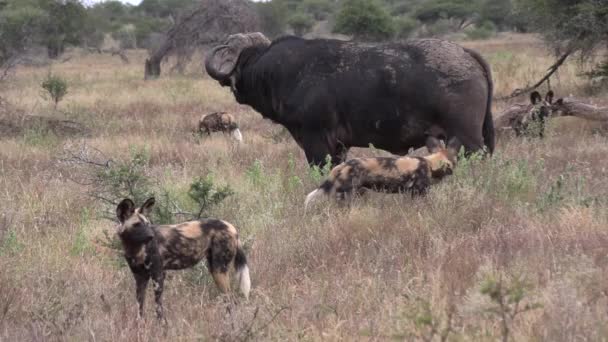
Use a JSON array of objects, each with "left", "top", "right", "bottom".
[
  {"left": 115, "top": 197, "right": 251, "bottom": 319},
  {"left": 305, "top": 137, "right": 462, "bottom": 208},
  {"left": 199, "top": 112, "right": 243, "bottom": 142}
]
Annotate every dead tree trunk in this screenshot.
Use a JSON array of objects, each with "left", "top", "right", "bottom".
[
  {"left": 555, "top": 98, "right": 608, "bottom": 121},
  {"left": 142, "top": 0, "right": 259, "bottom": 80}
]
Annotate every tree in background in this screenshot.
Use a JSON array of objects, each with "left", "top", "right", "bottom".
[
  {"left": 144, "top": 0, "right": 260, "bottom": 79},
  {"left": 334, "top": 0, "right": 396, "bottom": 41},
  {"left": 288, "top": 13, "right": 315, "bottom": 36},
  {"left": 39, "top": 0, "right": 88, "bottom": 58},
  {"left": 0, "top": 1, "right": 46, "bottom": 79},
  {"left": 506, "top": 0, "right": 608, "bottom": 94},
  {"left": 300, "top": 0, "right": 334, "bottom": 20},
  {"left": 256, "top": 0, "right": 288, "bottom": 37}
]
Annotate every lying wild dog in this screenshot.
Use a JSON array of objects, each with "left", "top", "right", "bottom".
[
  {"left": 305, "top": 137, "right": 461, "bottom": 208},
  {"left": 115, "top": 197, "right": 250, "bottom": 319},
  {"left": 199, "top": 112, "right": 243, "bottom": 142}
]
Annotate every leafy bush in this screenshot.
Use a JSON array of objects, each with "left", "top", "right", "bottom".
[
  {"left": 188, "top": 175, "right": 234, "bottom": 219},
  {"left": 334, "top": 0, "right": 396, "bottom": 41},
  {"left": 96, "top": 148, "right": 152, "bottom": 206},
  {"left": 480, "top": 273, "right": 541, "bottom": 342},
  {"left": 288, "top": 13, "right": 315, "bottom": 36},
  {"left": 41, "top": 73, "right": 68, "bottom": 109}
]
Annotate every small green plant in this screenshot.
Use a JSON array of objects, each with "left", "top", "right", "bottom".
[
  {"left": 480, "top": 274, "right": 541, "bottom": 342},
  {"left": 309, "top": 154, "right": 332, "bottom": 184},
  {"left": 406, "top": 299, "right": 454, "bottom": 342},
  {"left": 187, "top": 175, "right": 234, "bottom": 219},
  {"left": 285, "top": 153, "right": 303, "bottom": 191},
  {"left": 0, "top": 229, "right": 23, "bottom": 256},
  {"left": 41, "top": 73, "right": 68, "bottom": 109},
  {"left": 246, "top": 159, "right": 265, "bottom": 187},
  {"left": 71, "top": 209, "right": 93, "bottom": 256},
  {"left": 96, "top": 147, "right": 152, "bottom": 205}
]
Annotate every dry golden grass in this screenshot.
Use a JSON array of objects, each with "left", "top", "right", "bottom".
[{"left": 1, "top": 34, "right": 607, "bottom": 341}]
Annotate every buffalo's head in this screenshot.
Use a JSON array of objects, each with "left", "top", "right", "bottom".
[{"left": 205, "top": 32, "right": 271, "bottom": 92}]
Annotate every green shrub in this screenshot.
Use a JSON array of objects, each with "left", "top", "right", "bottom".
[
  {"left": 187, "top": 175, "right": 234, "bottom": 219},
  {"left": 41, "top": 73, "right": 68, "bottom": 109},
  {"left": 334, "top": 0, "right": 396, "bottom": 41},
  {"left": 480, "top": 273, "right": 541, "bottom": 342},
  {"left": 288, "top": 13, "right": 315, "bottom": 36}
]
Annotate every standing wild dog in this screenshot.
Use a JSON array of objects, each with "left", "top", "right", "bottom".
[
  {"left": 305, "top": 137, "right": 461, "bottom": 208},
  {"left": 199, "top": 112, "right": 243, "bottom": 142},
  {"left": 115, "top": 197, "right": 251, "bottom": 319}
]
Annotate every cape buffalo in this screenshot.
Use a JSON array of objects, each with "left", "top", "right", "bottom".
[{"left": 205, "top": 33, "right": 494, "bottom": 166}]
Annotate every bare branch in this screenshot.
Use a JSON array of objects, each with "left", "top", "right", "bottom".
[{"left": 496, "top": 49, "right": 573, "bottom": 101}]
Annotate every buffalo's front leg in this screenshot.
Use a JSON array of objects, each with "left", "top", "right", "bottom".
[{"left": 299, "top": 130, "right": 347, "bottom": 167}]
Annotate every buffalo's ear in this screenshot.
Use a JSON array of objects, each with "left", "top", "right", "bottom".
[
  {"left": 116, "top": 199, "right": 135, "bottom": 223},
  {"left": 530, "top": 91, "right": 542, "bottom": 105},
  {"left": 545, "top": 90, "right": 554, "bottom": 104},
  {"left": 426, "top": 136, "right": 442, "bottom": 153},
  {"left": 140, "top": 197, "right": 155, "bottom": 217}
]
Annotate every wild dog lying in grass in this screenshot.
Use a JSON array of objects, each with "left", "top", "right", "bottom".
[
  {"left": 199, "top": 112, "right": 243, "bottom": 142},
  {"left": 305, "top": 137, "right": 461, "bottom": 208},
  {"left": 115, "top": 197, "right": 250, "bottom": 319}
]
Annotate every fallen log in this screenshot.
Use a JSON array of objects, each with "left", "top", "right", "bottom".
[{"left": 552, "top": 97, "right": 608, "bottom": 121}]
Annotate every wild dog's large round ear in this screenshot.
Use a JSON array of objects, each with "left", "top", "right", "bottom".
[
  {"left": 446, "top": 137, "right": 462, "bottom": 156},
  {"left": 140, "top": 197, "right": 156, "bottom": 217},
  {"left": 425, "top": 136, "right": 442, "bottom": 153},
  {"left": 530, "top": 91, "right": 542, "bottom": 105},
  {"left": 545, "top": 90, "right": 554, "bottom": 104},
  {"left": 116, "top": 199, "right": 135, "bottom": 223}
]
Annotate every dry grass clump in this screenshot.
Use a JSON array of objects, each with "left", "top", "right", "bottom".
[{"left": 1, "top": 34, "right": 607, "bottom": 340}]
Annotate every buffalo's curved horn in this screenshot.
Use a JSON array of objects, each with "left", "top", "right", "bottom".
[{"left": 205, "top": 32, "right": 271, "bottom": 81}]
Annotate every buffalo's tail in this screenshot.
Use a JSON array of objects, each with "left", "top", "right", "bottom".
[{"left": 465, "top": 48, "right": 495, "bottom": 154}]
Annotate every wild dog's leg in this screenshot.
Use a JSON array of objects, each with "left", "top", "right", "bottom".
[
  {"left": 152, "top": 271, "right": 165, "bottom": 320},
  {"left": 134, "top": 273, "right": 150, "bottom": 318}
]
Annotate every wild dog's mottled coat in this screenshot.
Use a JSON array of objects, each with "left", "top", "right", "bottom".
[
  {"left": 198, "top": 112, "right": 243, "bottom": 142},
  {"left": 116, "top": 198, "right": 250, "bottom": 319},
  {"left": 305, "top": 137, "right": 461, "bottom": 207}
]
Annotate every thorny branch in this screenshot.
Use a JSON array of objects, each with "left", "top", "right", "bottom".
[{"left": 238, "top": 306, "right": 290, "bottom": 342}]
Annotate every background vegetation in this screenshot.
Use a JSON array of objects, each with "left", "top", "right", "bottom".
[{"left": 1, "top": 0, "right": 608, "bottom": 340}]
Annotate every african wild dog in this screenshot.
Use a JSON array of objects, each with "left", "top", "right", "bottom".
[
  {"left": 115, "top": 197, "right": 251, "bottom": 319},
  {"left": 305, "top": 137, "right": 462, "bottom": 208},
  {"left": 199, "top": 112, "right": 243, "bottom": 142},
  {"left": 516, "top": 90, "right": 555, "bottom": 137}
]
